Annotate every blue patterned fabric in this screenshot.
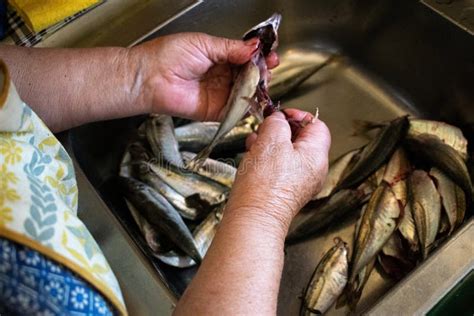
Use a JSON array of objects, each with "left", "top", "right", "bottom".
[{"left": 0, "top": 238, "right": 115, "bottom": 315}]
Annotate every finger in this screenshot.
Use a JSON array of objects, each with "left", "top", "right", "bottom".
[
  {"left": 245, "top": 132, "right": 258, "bottom": 150},
  {"left": 293, "top": 119, "right": 331, "bottom": 155},
  {"left": 282, "top": 108, "right": 314, "bottom": 124},
  {"left": 200, "top": 34, "right": 259, "bottom": 65},
  {"left": 256, "top": 111, "right": 292, "bottom": 144},
  {"left": 265, "top": 52, "right": 279, "bottom": 69}
]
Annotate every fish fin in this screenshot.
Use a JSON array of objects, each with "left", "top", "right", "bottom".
[
  {"left": 186, "top": 145, "right": 214, "bottom": 171},
  {"left": 243, "top": 96, "right": 264, "bottom": 122},
  {"left": 341, "top": 279, "right": 364, "bottom": 311}
]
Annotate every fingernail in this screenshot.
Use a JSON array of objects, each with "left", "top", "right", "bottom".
[{"left": 273, "top": 111, "right": 286, "bottom": 119}]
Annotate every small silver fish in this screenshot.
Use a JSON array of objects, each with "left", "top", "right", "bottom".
[
  {"left": 145, "top": 114, "right": 184, "bottom": 167},
  {"left": 174, "top": 116, "right": 258, "bottom": 154},
  {"left": 407, "top": 119, "right": 468, "bottom": 160},
  {"left": 349, "top": 182, "right": 401, "bottom": 282},
  {"left": 429, "top": 168, "right": 466, "bottom": 235},
  {"left": 405, "top": 134, "right": 472, "bottom": 203},
  {"left": 287, "top": 188, "right": 369, "bottom": 244},
  {"left": 188, "top": 14, "right": 281, "bottom": 170},
  {"left": 153, "top": 205, "right": 225, "bottom": 268},
  {"left": 408, "top": 170, "right": 441, "bottom": 259},
  {"left": 181, "top": 151, "right": 236, "bottom": 187},
  {"left": 149, "top": 161, "right": 228, "bottom": 207},
  {"left": 134, "top": 159, "right": 203, "bottom": 220},
  {"left": 352, "top": 118, "right": 468, "bottom": 160},
  {"left": 398, "top": 197, "right": 419, "bottom": 253},
  {"left": 119, "top": 176, "right": 202, "bottom": 263},
  {"left": 301, "top": 238, "right": 349, "bottom": 315},
  {"left": 336, "top": 116, "right": 409, "bottom": 191}
]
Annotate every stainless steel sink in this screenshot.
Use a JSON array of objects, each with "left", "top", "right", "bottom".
[{"left": 69, "top": 0, "right": 474, "bottom": 314}]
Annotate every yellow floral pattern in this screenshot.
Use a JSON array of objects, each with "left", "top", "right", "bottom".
[
  {"left": 45, "top": 166, "right": 79, "bottom": 209},
  {"left": 0, "top": 164, "right": 18, "bottom": 185},
  {"left": 0, "top": 138, "right": 22, "bottom": 165}
]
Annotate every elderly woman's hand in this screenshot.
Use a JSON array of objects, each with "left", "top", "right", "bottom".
[
  {"left": 129, "top": 32, "right": 279, "bottom": 121},
  {"left": 224, "top": 109, "right": 331, "bottom": 238}
]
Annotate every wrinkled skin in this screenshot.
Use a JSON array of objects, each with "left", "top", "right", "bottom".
[
  {"left": 224, "top": 109, "right": 331, "bottom": 232},
  {"left": 129, "top": 33, "right": 279, "bottom": 123}
]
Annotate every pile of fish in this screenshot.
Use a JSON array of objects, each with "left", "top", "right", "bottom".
[
  {"left": 292, "top": 116, "right": 472, "bottom": 314},
  {"left": 119, "top": 115, "right": 257, "bottom": 267}
]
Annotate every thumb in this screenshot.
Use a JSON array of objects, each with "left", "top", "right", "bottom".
[
  {"left": 200, "top": 34, "right": 259, "bottom": 65},
  {"left": 255, "top": 111, "right": 292, "bottom": 145}
]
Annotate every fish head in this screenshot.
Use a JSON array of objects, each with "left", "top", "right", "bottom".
[
  {"left": 242, "top": 13, "right": 282, "bottom": 56},
  {"left": 128, "top": 142, "right": 151, "bottom": 161}
]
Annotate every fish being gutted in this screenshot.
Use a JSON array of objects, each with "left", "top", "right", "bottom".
[
  {"left": 301, "top": 238, "right": 349, "bottom": 315},
  {"left": 187, "top": 13, "right": 281, "bottom": 170}
]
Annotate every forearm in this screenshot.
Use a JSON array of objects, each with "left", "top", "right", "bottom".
[
  {"left": 0, "top": 45, "right": 146, "bottom": 131},
  {"left": 174, "top": 207, "right": 288, "bottom": 315}
]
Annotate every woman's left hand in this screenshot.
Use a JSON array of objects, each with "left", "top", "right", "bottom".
[{"left": 128, "top": 32, "right": 279, "bottom": 121}]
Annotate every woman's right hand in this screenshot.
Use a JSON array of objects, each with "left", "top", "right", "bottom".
[{"left": 224, "top": 109, "right": 331, "bottom": 238}]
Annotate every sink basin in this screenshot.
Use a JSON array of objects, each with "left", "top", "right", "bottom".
[{"left": 70, "top": 0, "right": 474, "bottom": 314}]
